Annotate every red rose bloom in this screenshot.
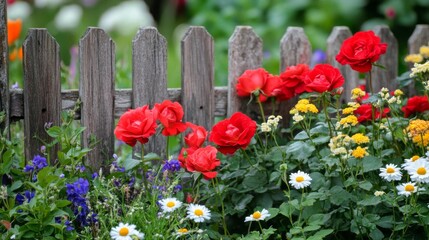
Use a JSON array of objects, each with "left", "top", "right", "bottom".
[
  {"left": 178, "top": 147, "right": 198, "bottom": 168},
  {"left": 274, "top": 64, "right": 310, "bottom": 101},
  {"left": 336, "top": 30, "right": 387, "bottom": 73},
  {"left": 154, "top": 100, "right": 187, "bottom": 136},
  {"left": 185, "top": 146, "right": 221, "bottom": 179},
  {"left": 114, "top": 106, "right": 157, "bottom": 147},
  {"left": 184, "top": 122, "right": 207, "bottom": 148},
  {"left": 236, "top": 68, "right": 281, "bottom": 102},
  {"left": 354, "top": 103, "right": 390, "bottom": 123},
  {"left": 304, "top": 64, "right": 344, "bottom": 93},
  {"left": 402, "top": 96, "right": 429, "bottom": 118},
  {"left": 209, "top": 112, "right": 257, "bottom": 155}
]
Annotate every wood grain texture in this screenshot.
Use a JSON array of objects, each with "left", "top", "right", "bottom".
[
  {"left": 371, "top": 25, "right": 398, "bottom": 93},
  {"left": 132, "top": 27, "right": 168, "bottom": 158},
  {"left": 327, "top": 26, "right": 359, "bottom": 104},
  {"left": 23, "top": 29, "right": 61, "bottom": 163},
  {"left": 181, "top": 26, "right": 214, "bottom": 130},
  {"left": 407, "top": 24, "right": 429, "bottom": 95},
  {"left": 227, "top": 26, "right": 263, "bottom": 117},
  {"left": 79, "top": 28, "right": 115, "bottom": 170},
  {"left": 279, "top": 27, "right": 311, "bottom": 127},
  {"left": 0, "top": 0, "right": 9, "bottom": 137}
]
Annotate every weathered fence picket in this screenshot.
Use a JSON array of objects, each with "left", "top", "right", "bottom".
[
  {"left": 23, "top": 29, "right": 61, "bottom": 164},
  {"left": 2, "top": 2, "right": 429, "bottom": 169},
  {"left": 79, "top": 28, "right": 115, "bottom": 170}
]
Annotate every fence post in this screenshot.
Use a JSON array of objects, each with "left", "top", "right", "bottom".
[
  {"left": 0, "top": 0, "right": 9, "bottom": 137},
  {"left": 327, "top": 26, "right": 359, "bottom": 103},
  {"left": 79, "top": 28, "right": 115, "bottom": 171},
  {"left": 23, "top": 29, "right": 61, "bottom": 163},
  {"left": 279, "top": 27, "right": 311, "bottom": 127},
  {"left": 227, "top": 26, "right": 263, "bottom": 117},
  {"left": 132, "top": 27, "right": 168, "bottom": 158},
  {"left": 371, "top": 25, "right": 398, "bottom": 93},
  {"left": 407, "top": 24, "right": 429, "bottom": 95},
  {"left": 181, "top": 26, "right": 214, "bottom": 130}
]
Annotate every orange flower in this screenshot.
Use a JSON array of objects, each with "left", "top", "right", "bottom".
[
  {"left": 9, "top": 46, "right": 22, "bottom": 61},
  {"left": 7, "top": 19, "right": 22, "bottom": 45}
]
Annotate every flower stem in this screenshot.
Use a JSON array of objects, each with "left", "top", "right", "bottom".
[
  {"left": 368, "top": 71, "right": 374, "bottom": 95},
  {"left": 256, "top": 97, "right": 266, "bottom": 123},
  {"left": 212, "top": 178, "right": 229, "bottom": 236}
]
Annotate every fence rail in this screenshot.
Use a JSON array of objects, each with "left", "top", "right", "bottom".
[{"left": 1, "top": 3, "right": 429, "bottom": 169}]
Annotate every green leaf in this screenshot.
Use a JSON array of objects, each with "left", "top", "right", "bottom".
[
  {"left": 358, "top": 180, "right": 373, "bottom": 191},
  {"left": 362, "top": 156, "right": 383, "bottom": 173},
  {"left": 303, "top": 225, "right": 321, "bottom": 232},
  {"left": 242, "top": 170, "right": 267, "bottom": 190},
  {"left": 143, "top": 152, "right": 161, "bottom": 161},
  {"left": 290, "top": 226, "right": 303, "bottom": 235},
  {"left": 358, "top": 196, "right": 381, "bottom": 206},
  {"left": 234, "top": 194, "right": 254, "bottom": 211},
  {"left": 266, "top": 208, "right": 279, "bottom": 220},
  {"left": 286, "top": 141, "right": 315, "bottom": 161},
  {"left": 369, "top": 227, "right": 384, "bottom": 240},
  {"left": 37, "top": 167, "right": 59, "bottom": 188},
  {"left": 46, "top": 126, "right": 62, "bottom": 138},
  {"left": 376, "top": 215, "right": 393, "bottom": 228},
  {"left": 269, "top": 171, "right": 281, "bottom": 183},
  {"left": 54, "top": 200, "right": 71, "bottom": 208},
  {"left": 312, "top": 135, "right": 330, "bottom": 145},
  {"left": 9, "top": 180, "right": 22, "bottom": 192},
  {"left": 122, "top": 157, "right": 141, "bottom": 171},
  {"left": 308, "top": 213, "right": 330, "bottom": 226},
  {"left": 307, "top": 229, "right": 333, "bottom": 240},
  {"left": 279, "top": 201, "right": 297, "bottom": 217},
  {"left": 294, "top": 130, "right": 310, "bottom": 140},
  {"left": 329, "top": 186, "right": 351, "bottom": 205},
  {"left": 0, "top": 149, "right": 13, "bottom": 174}
]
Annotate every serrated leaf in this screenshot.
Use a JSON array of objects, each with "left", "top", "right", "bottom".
[{"left": 362, "top": 156, "right": 383, "bottom": 173}]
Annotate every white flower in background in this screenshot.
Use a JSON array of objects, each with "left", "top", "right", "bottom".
[
  {"left": 158, "top": 197, "right": 182, "bottom": 213},
  {"left": 187, "top": 204, "right": 211, "bottom": 223},
  {"left": 402, "top": 155, "right": 426, "bottom": 172},
  {"left": 244, "top": 209, "right": 271, "bottom": 222},
  {"left": 289, "top": 170, "right": 312, "bottom": 189},
  {"left": 7, "top": 1, "right": 32, "bottom": 20},
  {"left": 374, "top": 191, "right": 385, "bottom": 196},
  {"left": 54, "top": 4, "right": 83, "bottom": 31},
  {"left": 110, "top": 222, "right": 144, "bottom": 239},
  {"left": 98, "top": 0, "right": 154, "bottom": 36},
  {"left": 34, "top": 0, "right": 66, "bottom": 8},
  {"left": 379, "top": 164, "right": 402, "bottom": 182},
  {"left": 396, "top": 182, "right": 418, "bottom": 197}
]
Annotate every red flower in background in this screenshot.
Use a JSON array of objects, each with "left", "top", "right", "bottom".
[
  {"left": 402, "top": 96, "right": 429, "bottom": 118},
  {"left": 274, "top": 64, "right": 310, "bottom": 101},
  {"left": 236, "top": 68, "right": 281, "bottom": 102},
  {"left": 209, "top": 112, "right": 256, "bottom": 155},
  {"left": 354, "top": 103, "right": 390, "bottom": 123},
  {"left": 154, "top": 100, "right": 187, "bottom": 136},
  {"left": 304, "top": 64, "right": 344, "bottom": 93},
  {"left": 336, "top": 30, "right": 387, "bottom": 73},
  {"left": 114, "top": 106, "right": 157, "bottom": 147},
  {"left": 178, "top": 147, "right": 198, "bottom": 168},
  {"left": 185, "top": 146, "right": 221, "bottom": 180},
  {"left": 7, "top": 19, "right": 22, "bottom": 46},
  {"left": 184, "top": 122, "right": 207, "bottom": 148}
]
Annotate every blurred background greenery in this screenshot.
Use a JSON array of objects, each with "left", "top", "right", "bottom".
[{"left": 6, "top": 0, "right": 429, "bottom": 90}]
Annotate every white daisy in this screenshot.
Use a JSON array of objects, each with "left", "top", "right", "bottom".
[
  {"left": 408, "top": 161, "right": 429, "bottom": 183},
  {"left": 244, "top": 209, "right": 271, "bottom": 222},
  {"left": 158, "top": 197, "right": 182, "bottom": 213},
  {"left": 176, "top": 228, "right": 189, "bottom": 236},
  {"left": 402, "top": 155, "right": 425, "bottom": 172},
  {"left": 187, "top": 204, "right": 211, "bottom": 223},
  {"left": 110, "top": 222, "right": 144, "bottom": 240},
  {"left": 379, "top": 164, "right": 402, "bottom": 182},
  {"left": 396, "top": 182, "right": 418, "bottom": 197},
  {"left": 289, "top": 170, "right": 312, "bottom": 189}
]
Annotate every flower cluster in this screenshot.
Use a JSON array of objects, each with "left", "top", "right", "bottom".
[{"left": 66, "top": 178, "right": 97, "bottom": 227}]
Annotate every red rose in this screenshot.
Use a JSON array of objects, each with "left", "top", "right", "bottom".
[
  {"left": 209, "top": 112, "right": 257, "bottom": 155},
  {"left": 185, "top": 146, "right": 221, "bottom": 179},
  {"left": 184, "top": 122, "right": 207, "bottom": 148},
  {"left": 178, "top": 147, "right": 198, "bottom": 168},
  {"left": 154, "top": 100, "right": 187, "bottom": 136},
  {"left": 304, "top": 64, "right": 344, "bottom": 93},
  {"left": 336, "top": 30, "right": 387, "bottom": 73},
  {"left": 274, "top": 64, "right": 310, "bottom": 101},
  {"left": 402, "top": 96, "right": 429, "bottom": 118},
  {"left": 114, "top": 106, "right": 157, "bottom": 147},
  {"left": 354, "top": 103, "right": 390, "bottom": 123},
  {"left": 236, "top": 68, "right": 281, "bottom": 102}
]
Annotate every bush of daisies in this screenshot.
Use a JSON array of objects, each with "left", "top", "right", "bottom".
[{"left": 3, "top": 30, "right": 429, "bottom": 240}]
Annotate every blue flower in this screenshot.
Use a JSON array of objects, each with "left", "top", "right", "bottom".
[
  {"left": 65, "top": 220, "right": 74, "bottom": 231},
  {"left": 92, "top": 172, "right": 99, "bottom": 179},
  {"left": 66, "top": 178, "right": 94, "bottom": 227},
  {"left": 174, "top": 184, "right": 183, "bottom": 193},
  {"left": 15, "top": 190, "right": 35, "bottom": 205},
  {"left": 32, "top": 155, "right": 48, "bottom": 170},
  {"left": 23, "top": 165, "right": 34, "bottom": 173},
  {"left": 162, "top": 159, "right": 181, "bottom": 172},
  {"left": 75, "top": 165, "right": 86, "bottom": 173}
]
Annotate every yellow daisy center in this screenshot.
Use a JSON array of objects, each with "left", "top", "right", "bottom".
[
  {"left": 417, "top": 167, "right": 427, "bottom": 175},
  {"left": 252, "top": 211, "right": 262, "bottom": 219},
  {"left": 296, "top": 176, "right": 304, "bottom": 182},
  {"left": 405, "top": 184, "right": 415, "bottom": 192},
  {"left": 119, "top": 227, "right": 129, "bottom": 236},
  {"left": 412, "top": 155, "right": 420, "bottom": 161},
  {"left": 194, "top": 209, "right": 203, "bottom": 216},
  {"left": 386, "top": 167, "right": 395, "bottom": 174},
  {"left": 167, "top": 201, "right": 175, "bottom": 208},
  {"left": 178, "top": 228, "right": 188, "bottom": 233}
]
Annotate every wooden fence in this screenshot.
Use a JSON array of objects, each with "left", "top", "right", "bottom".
[{"left": 1, "top": 2, "right": 429, "bottom": 170}]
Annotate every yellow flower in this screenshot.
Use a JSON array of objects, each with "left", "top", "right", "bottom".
[
  {"left": 290, "top": 99, "right": 318, "bottom": 114},
  {"left": 297, "top": 99, "right": 310, "bottom": 105},
  {"left": 393, "top": 89, "right": 403, "bottom": 96},
  {"left": 342, "top": 107, "right": 355, "bottom": 115},
  {"left": 410, "top": 61, "right": 429, "bottom": 77},
  {"left": 307, "top": 104, "right": 319, "bottom": 113},
  {"left": 351, "top": 133, "right": 369, "bottom": 145},
  {"left": 339, "top": 115, "right": 358, "bottom": 127},
  {"left": 351, "top": 88, "right": 366, "bottom": 100},
  {"left": 352, "top": 146, "right": 368, "bottom": 159},
  {"left": 405, "top": 54, "right": 423, "bottom": 63},
  {"left": 420, "top": 46, "right": 429, "bottom": 58}
]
